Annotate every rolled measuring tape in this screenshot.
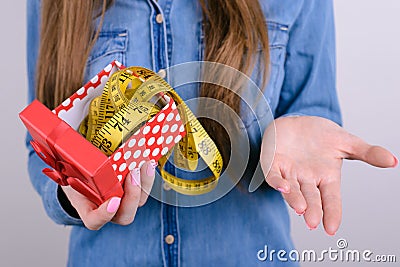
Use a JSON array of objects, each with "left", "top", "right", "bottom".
[{"left": 79, "top": 66, "right": 223, "bottom": 195}]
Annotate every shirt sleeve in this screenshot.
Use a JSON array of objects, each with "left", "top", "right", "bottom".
[
  {"left": 275, "top": 0, "right": 342, "bottom": 126},
  {"left": 26, "top": 0, "right": 83, "bottom": 226}
]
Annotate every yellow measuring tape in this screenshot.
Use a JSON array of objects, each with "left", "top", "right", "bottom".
[{"left": 79, "top": 67, "right": 223, "bottom": 195}]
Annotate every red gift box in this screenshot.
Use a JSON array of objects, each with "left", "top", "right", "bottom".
[{"left": 20, "top": 61, "right": 186, "bottom": 205}]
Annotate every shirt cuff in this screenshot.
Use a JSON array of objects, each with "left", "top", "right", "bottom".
[
  {"left": 278, "top": 111, "right": 342, "bottom": 126},
  {"left": 42, "top": 180, "right": 83, "bottom": 226},
  {"left": 279, "top": 112, "right": 306, "bottom": 118}
]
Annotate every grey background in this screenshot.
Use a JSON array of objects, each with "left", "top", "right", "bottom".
[{"left": 0, "top": 0, "right": 398, "bottom": 266}]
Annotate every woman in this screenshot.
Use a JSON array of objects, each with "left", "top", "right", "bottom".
[{"left": 26, "top": 0, "right": 397, "bottom": 266}]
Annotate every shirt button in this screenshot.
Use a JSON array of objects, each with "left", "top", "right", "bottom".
[
  {"left": 165, "top": 234, "right": 175, "bottom": 245},
  {"left": 156, "top": 14, "right": 163, "bottom": 24},
  {"left": 163, "top": 182, "right": 171, "bottom": 191},
  {"left": 158, "top": 69, "right": 166, "bottom": 79}
]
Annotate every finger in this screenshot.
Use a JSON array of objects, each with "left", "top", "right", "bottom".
[
  {"left": 112, "top": 168, "right": 142, "bottom": 225},
  {"left": 300, "top": 181, "right": 323, "bottom": 230},
  {"left": 282, "top": 177, "right": 307, "bottom": 215},
  {"left": 138, "top": 160, "right": 157, "bottom": 206},
  {"left": 63, "top": 185, "right": 121, "bottom": 230},
  {"left": 265, "top": 167, "right": 290, "bottom": 194},
  {"left": 82, "top": 197, "right": 121, "bottom": 230},
  {"left": 344, "top": 134, "right": 397, "bottom": 168},
  {"left": 319, "top": 172, "right": 342, "bottom": 236}
]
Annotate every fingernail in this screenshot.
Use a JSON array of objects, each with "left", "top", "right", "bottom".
[
  {"left": 327, "top": 231, "right": 337, "bottom": 236},
  {"left": 307, "top": 224, "right": 317, "bottom": 230},
  {"left": 107, "top": 197, "right": 121, "bottom": 213},
  {"left": 152, "top": 159, "right": 158, "bottom": 167},
  {"left": 131, "top": 168, "right": 140, "bottom": 186},
  {"left": 146, "top": 160, "right": 156, "bottom": 176},
  {"left": 295, "top": 210, "right": 305, "bottom": 216},
  {"left": 277, "top": 187, "right": 288, "bottom": 194},
  {"left": 393, "top": 156, "right": 398, "bottom": 167}
]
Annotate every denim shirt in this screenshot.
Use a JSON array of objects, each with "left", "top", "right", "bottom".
[{"left": 26, "top": 0, "right": 341, "bottom": 266}]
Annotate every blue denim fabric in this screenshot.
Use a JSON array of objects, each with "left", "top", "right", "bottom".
[{"left": 26, "top": 0, "right": 341, "bottom": 266}]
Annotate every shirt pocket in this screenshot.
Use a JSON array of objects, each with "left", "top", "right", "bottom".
[
  {"left": 85, "top": 29, "right": 128, "bottom": 79},
  {"left": 239, "top": 21, "right": 289, "bottom": 129}
]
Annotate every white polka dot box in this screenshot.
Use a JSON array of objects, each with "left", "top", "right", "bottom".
[{"left": 20, "top": 61, "right": 186, "bottom": 205}]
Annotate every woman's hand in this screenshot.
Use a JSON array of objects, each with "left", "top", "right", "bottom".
[
  {"left": 260, "top": 116, "right": 398, "bottom": 235},
  {"left": 61, "top": 160, "right": 157, "bottom": 230}
]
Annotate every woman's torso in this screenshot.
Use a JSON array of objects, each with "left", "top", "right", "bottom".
[{"left": 70, "top": 0, "right": 303, "bottom": 266}]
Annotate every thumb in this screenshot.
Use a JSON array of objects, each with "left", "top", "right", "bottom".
[
  {"left": 62, "top": 186, "right": 122, "bottom": 230},
  {"left": 81, "top": 197, "right": 121, "bottom": 230},
  {"left": 265, "top": 167, "right": 291, "bottom": 194},
  {"left": 344, "top": 134, "right": 398, "bottom": 168}
]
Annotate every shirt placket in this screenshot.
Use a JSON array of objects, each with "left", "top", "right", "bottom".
[{"left": 147, "top": 1, "right": 180, "bottom": 267}]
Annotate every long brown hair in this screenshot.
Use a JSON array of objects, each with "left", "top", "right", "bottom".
[{"left": 36, "top": 0, "right": 269, "bottom": 162}]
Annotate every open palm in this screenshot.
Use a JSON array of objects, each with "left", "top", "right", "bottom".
[{"left": 260, "top": 116, "right": 397, "bottom": 235}]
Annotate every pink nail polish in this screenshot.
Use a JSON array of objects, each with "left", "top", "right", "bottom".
[
  {"left": 295, "top": 210, "right": 305, "bottom": 216},
  {"left": 152, "top": 159, "right": 158, "bottom": 168},
  {"left": 131, "top": 168, "right": 140, "bottom": 186},
  {"left": 147, "top": 160, "right": 156, "bottom": 176},
  {"left": 107, "top": 197, "right": 121, "bottom": 213},
  {"left": 327, "top": 231, "right": 336, "bottom": 236},
  {"left": 393, "top": 156, "right": 398, "bottom": 167},
  {"left": 277, "top": 187, "right": 287, "bottom": 194},
  {"left": 307, "top": 224, "right": 317, "bottom": 230}
]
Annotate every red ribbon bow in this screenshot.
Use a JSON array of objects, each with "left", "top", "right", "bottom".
[
  {"left": 31, "top": 140, "right": 83, "bottom": 186},
  {"left": 30, "top": 120, "right": 85, "bottom": 186}
]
